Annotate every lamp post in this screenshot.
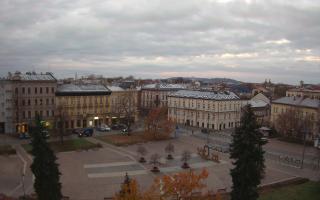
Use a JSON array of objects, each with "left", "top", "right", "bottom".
[
  {"left": 300, "top": 128, "right": 308, "bottom": 169},
  {"left": 314, "top": 136, "right": 320, "bottom": 170},
  {"left": 21, "top": 170, "right": 26, "bottom": 199}
]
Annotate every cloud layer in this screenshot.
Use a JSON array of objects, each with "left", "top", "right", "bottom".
[{"left": 0, "top": 0, "right": 319, "bottom": 83}]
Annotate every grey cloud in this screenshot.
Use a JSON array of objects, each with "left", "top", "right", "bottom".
[{"left": 0, "top": 0, "right": 319, "bottom": 84}]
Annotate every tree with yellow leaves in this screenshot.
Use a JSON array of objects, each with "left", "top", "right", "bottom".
[{"left": 155, "top": 168, "right": 209, "bottom": 199}]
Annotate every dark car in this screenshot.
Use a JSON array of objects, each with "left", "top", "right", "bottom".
[
  {"left": 41, "top": 130, "right": 50, "bottom": 138},
  {"left": 201, "top": 128, "right": 210, "bottom": 134},
  {"left": 19, "top": 132, "right": 31, "bottom": 139},
  {"left": 78, "top": 128, "right": 94, "bottom": 137},
  {"left": 111, "top": 124, "right": 127, "bottom": 130},
  {"left": 72, "top": 128, "right": 83, "bottom": 134}
]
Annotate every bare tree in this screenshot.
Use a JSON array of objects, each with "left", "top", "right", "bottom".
[
  {"left": 150, "top": 153, "right": 161, "bottom": 172},
  {"left": 116, "top": 91, "right": 137, "bottom": 136},
  {"left": 56, "top": 104, "right": 66, "bottom": 144},
  {"left": 137, "top": 145, "right": 147, "bottom": 163},
  {"left": 276, "top": 108, "right": 313, "bottom": 140},
  {"left": 181, "top": 150, "right": 191, "bottom": 169},
  {"left": 165, "top": 142, "right": 175, "bottom": 160}
]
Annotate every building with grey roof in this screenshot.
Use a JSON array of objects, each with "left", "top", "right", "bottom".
[
  {"left": 168, "top": 90, "right": 242, "bottom": 131},
  {"left": 55, "top": 83, "right": 111, "bottom": 129},
  {"left": 271, "top": 96, "right": 320, "bottom": 139},
  {"left": 2, "top": 71, "right": 58, "bottom": 134},
  {"left": 141, "top": 83, "right": 186, "bottom": 112}
]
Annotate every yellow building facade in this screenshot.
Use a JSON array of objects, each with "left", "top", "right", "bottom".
[
  {"left": 271, "top": 96, "right": 319, "bottom": 139},
  {"left": 55, "top": 84, "right": 111, "bottom": 129}
]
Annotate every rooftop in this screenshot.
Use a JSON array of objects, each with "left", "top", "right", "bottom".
[
  {"left": 142, "top": 83, "right": 186, "bottom": 90},
  {"left": 272, "top": 96, "right": 320, "bottom": 109},
  {"left": 108, "top": 86, "right": 124, "bottom": 92},
  {"left": 9, "top": 72, "right": 57, "bottom": 81},
  {"left": 249, "top": 100, "right": 269, "bottom": 108},
  {"left": 287, "top": 88, "right": 320, "bottom": 93},
  {"left": 169, "top": 90, "right": 240, "bottom": 100},
  {"left": 56, "top": 84, "right": 111, "bottom": 96}
]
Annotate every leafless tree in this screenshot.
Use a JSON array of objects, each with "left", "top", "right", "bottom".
[
  {"left": 165, "top": 142, "right": 175, "bottom": 160},
  {"left": 181, "top": 150, "right": 191, "bottom": 169},
  {"left": 276, "top": 108, "right": 313, "bottom": 140},
  {"left": 150, "top": 153, "right": 161, "bottom": 172},
  {"left": 116, "top": 91, "right": 137, "bottom": 136},
  {"left": 137, "top": 145, "right": 147, "bottom": 163},
  {"left": 56, "top": 104, "right": 67, "bottom": 144}
]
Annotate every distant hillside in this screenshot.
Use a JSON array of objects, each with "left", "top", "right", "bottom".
[{"left": 166, "top": 77, "right": 241, "bottom": 85}]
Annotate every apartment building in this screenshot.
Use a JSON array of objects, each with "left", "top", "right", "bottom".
[
  {"left": 271, "top": 96, "right": 320, "bottom": 138},
  {"left": 108, "top": 86, "right": 139, "bottom": 123},
  {"left": 248, "top": 93, "right": 271, "bottom": 126},
  {"left": 168, "top": 90, "right": 242, "bottom": 130},
  {"left": 141, "top": 83, "right": 186, "bottom": 112},
  {"left": 5, "top": 72, "right": 58, "bottom": 134},
  {"left": 286, "top": 88, "right": 320, "bottom": 100},
  {"left": 0, "top": 79, "right": 14, "bottom": 133},
  {"left": 55, "top": 84, "right": 111, "bottom": 129}
]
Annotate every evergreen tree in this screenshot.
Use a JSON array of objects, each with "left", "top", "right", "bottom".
[
  {"left": 230, "top": 105, "right": 265, "bottom": 200},
  {"left": 30, "top": 116, "right": 62, "bottom": 200}
]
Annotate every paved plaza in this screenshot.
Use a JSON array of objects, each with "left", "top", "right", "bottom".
[{"left": 1, "top": 132, "right": 319, "bottom": 200}]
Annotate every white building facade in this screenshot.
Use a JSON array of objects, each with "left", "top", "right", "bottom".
[
  {"left": 0, "top": 79, "right": 14, "bottom": 133},
  {"left": 168, "top": 90, "right": 242, "bottom": 130}
]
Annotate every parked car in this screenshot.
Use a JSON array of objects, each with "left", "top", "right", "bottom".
[
  {"left": 111, "top": 124, "right": 127, "bottom": 130},
  {"left": 201, "top": 128, "right": 210, "bottom": 134},
  {"left": 78, "top": 128, "right": 94, "bottom": 137},
  {"left": 19, "top": 132, "right": 31, "bottom": 139},
  {"left": 72, "top": 128, "right": 83, "bottom": 135},
  {"left": 96, "top": 124, "right": 111, "bottom": 132},
  {"left": 41, "top": 130, "right": 50, "bottom": 138},
  {"left": 121, "top": 128, "right": 132, "bottom": 134}
]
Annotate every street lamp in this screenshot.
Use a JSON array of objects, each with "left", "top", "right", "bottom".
[{"left": 21, "top": 169, "right": 26, "bottom": 199}]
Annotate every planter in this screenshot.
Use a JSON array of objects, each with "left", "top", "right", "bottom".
[
  {"left": 151, "top": 166, "right": 160, "bottom": 173},
  {"left": 181, "top": 162, "right": 190, "bottom": 169},
  {"left": 167, "top": 154, "right": 174, "bottom": 160},
  {"left": 139, "top": 157, "right": 146, "bottom": 163}
]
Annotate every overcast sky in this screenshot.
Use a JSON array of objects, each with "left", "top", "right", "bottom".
[{"left": 0, "top": 0, "right": 319, "bottom": 84}]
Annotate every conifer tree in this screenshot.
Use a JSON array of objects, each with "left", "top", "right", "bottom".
[
  {"left": 30, "top": 116, "right": 62, "bottom": 200},
  {"left": 230, "top": 105, "right": 265, "bottom": 200}
]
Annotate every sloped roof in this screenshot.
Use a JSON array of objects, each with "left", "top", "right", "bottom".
[
  {"left": 56, "top": 84, "right": 111, "bottom": 96},
  {"left": 142, "top": 83, "right": 186, "bottom": 90},
  {"left": 272, "top": 96, "right": 319, "bottom": 109},
  {"left": 169, "top": 90, "right": 240, "bottom": 100}
]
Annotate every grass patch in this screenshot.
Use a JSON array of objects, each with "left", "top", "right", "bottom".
[
  {"left": 0, "top": 145, "right": 16, "bottom": 155},
  {"left": 96, "top": 133, "right": 147, "bottom": 146},
  {"left": 259, "top": 181, "right": 320, "bottom": 200},
  {"left": 22, "top": 138, "right": 102, "bottom": 153}
]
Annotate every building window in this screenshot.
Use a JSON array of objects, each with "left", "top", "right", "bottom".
[
  {"left": 28, "top": 88, "right": 31, "bottom": 94},
  {"left": 28, "top": 99, "right": 31, "bottom": 106},
  {"left": 15, "top": 88, "right": 18, "bottom": 94},
  {"left": 46, "top": 87, "right": 49, "bottom": 94},
  {"left": 40, "top": 110, "right": 43, "bottom": 117},
  {"left": 52, "top": 87, "right": 55, "bottom": 93},
  {"left": 46, "top": 110, "right": 49, "bottom": 117},
  {"left": 28, "top": 111, "right": 31, "bottom": 119},
  {"left": 40, "top": 99, "right": 43, "bottom": 105},
  {"left": 35, "top": 87, "right": 37, "bottom": 94},
  {"left": 22, "top": 111, "right": 25, "bottom": 119},
  {"left": 22, "top": 87, "right": 25, "bottom": 94},
  {"left": 52, "top": 110, "right": 54, "bottom": 116},
  {"left": 52, "top": 98, "right": 54, "bottom": 104},
  {"left": 46, "top": 99, "right": 49, "bottom": 105},
  {"left": 40, "top": 87, "right": 42, "bottom": 94},
  {"left": 22, "top": 100, "right": 25, "bottom": 106},
  {"left": 35, "top": 99, "right": 38, "bottom": 105}
]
